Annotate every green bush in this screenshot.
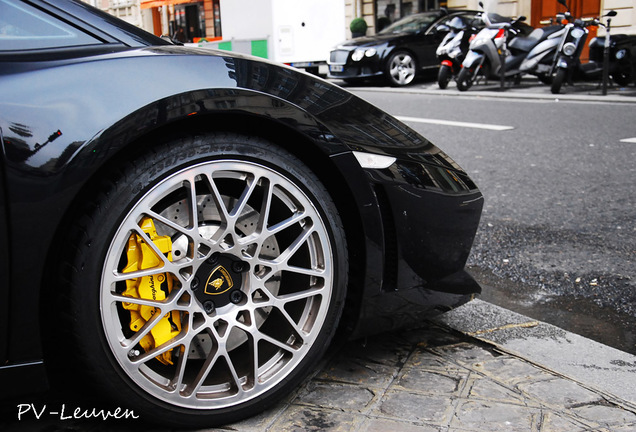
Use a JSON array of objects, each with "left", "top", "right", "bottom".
[{"left": 350, "top": 17, "right": 368, "bottom": 36}]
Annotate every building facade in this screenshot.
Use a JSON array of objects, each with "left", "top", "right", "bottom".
[
  {"left": 89, "top": 0, "right": 635, "bottom": 44},
  {"left": 344, "top": 0, "right": 635, "bottom": 38}
]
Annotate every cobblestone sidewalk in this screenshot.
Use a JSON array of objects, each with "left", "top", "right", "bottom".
[
  {"left": 3, "top": 315, "right": 635, "bottom": 431},
  {"left": 219, "top": 323, "right": 636, "bottom": 432}
]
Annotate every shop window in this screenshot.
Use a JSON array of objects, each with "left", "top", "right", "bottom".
[{"left": 174, "top": 2, "right": 205, "bottom": 43}]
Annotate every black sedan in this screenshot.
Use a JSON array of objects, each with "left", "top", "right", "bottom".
[
  {"left": 329, "top": 10, "right": 480, "bottom": 86},
  {"left": 0, "top": 0, "right": 483, "bottom": 427}
]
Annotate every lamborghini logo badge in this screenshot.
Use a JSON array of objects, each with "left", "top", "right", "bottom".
[{"left": 205, "top": 265, "right": 233, "bottom": 295}]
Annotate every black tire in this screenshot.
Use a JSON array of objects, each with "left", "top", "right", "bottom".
[
  {"left": 438, "top": 64, "right": 452, "bottom": 89},
  {"left": 305, "top": 66, "right": 320, "bottom": 76},
  {"left": 537, "top": 73, "right": 553, "bottom": 85},
  {"left": 385, "top": 50, "right": 417, "bottom": 86},
  {"left": 59, "top": 132, "right": 348, "bottom": 427},
  {"left": 456, "top": 66, "right": 474, "bottom": 91},
  {"left": 551, "top": 68, "right": 567, "bottom": 94},
  {"left": 342, "top": 77, "right": 364, "bottom": 86},
  {"left": 611, "top": 68, "right": 632, "bottom": 87}
]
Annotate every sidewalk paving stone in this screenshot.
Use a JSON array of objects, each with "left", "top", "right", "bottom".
[{"left": 216, "top": 319, "right": 636, "bottom": 432}]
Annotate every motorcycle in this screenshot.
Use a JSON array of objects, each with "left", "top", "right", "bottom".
[
  {"left": 551, "top": 0, "right": 636, "bottom": 94},
  {"left": 436, "top": 16, "right": 480, "bottom": 89},
  {"left": 457, "top": 3, "right": 564, "bottom": 91}
]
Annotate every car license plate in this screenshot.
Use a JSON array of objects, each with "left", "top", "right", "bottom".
[{"left": 329, "top": 65, "right": 344, "bottom": 72}]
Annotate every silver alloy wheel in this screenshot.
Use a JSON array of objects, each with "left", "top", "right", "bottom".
[
  {"left": 100, "top": 159, "right": 333, "bottom": 409},
  {"left": 388, "top": 52, "right": 416, "bottom": 86}
]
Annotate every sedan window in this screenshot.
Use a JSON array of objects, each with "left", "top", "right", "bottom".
[
  {"left": 378, "top": 13, "right": 439, "bottom": 35},
  {"left": 0, "top": 0, "right": 101, "bottom": 51}
]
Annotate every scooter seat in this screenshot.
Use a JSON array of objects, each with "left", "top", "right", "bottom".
[
  {"left": 540, "top": 25, "right": 564, "bottom": 38},
  {"left": 509, "top": 26, "right": 562, "bottom": 52}
]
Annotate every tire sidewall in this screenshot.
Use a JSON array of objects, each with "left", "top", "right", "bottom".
[
  {"left": 457, "top": 66, "right": 473, "bottom": 91},
  {"left": 551, "top": 68, "right": 566, "bottom": 94},
  {"left": 438, "top": 64, "right": 452, "bottom": 89}
]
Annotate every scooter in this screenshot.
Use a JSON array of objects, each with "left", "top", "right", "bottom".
[
  {"left": 516, "top": 17, "right": 568, "bottom": 84},
  {"left": 551, "top": 0, "right": 635, "bottom": 94},
  {"left": 579, "top": 33, "right": 636, "bottom": 87},
  {"left": 456, "top": 4, "right": 534, "bottom": 91},
  {"left": 436, "top": 16, "right": 480, "bottom": 89},
  {"left": 587, "top": 33, "right": 636, "bottom": 87}
]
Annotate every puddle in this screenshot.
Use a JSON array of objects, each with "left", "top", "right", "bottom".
[{"left": 469, "top": 266, "right": 636, "bottom": 356}]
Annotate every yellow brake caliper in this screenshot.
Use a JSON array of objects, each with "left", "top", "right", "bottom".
[{"left": 122, "top": 217, "right": 181, "bottom": 365}]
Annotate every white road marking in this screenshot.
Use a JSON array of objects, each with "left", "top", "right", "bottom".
[
  {"left": 620, "top": 137, "right": 636, "bottom": 143},
  {"left": 395, "top": 115, "right": 514, "bottom": 131}
]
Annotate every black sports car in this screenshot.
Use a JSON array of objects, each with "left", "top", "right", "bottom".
[
  {"left": 329, "top": 10, "right": 480, "bottom": 86},
  {"left": 0, "top": 0, "right": 483, "bottom": 427}
]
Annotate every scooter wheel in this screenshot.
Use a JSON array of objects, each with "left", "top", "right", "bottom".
[
  {"left": 457, "top": 67, "right": 473, "bottom": 91},
  {"left": 551, "top": 69, "right": 566, "bottom": 94},
  {"left": 537, "top": 73, "right": 553, "bottom": 85},
  {"left": 438, "top": 65, "right": 452, "bottom": 89},
  {"left": 612, "top": 70, "right": 632, "bottom": 87}
]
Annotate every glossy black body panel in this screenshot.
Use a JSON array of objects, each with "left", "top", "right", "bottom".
[
  {"left": 0, "top": 362, "right": 49, "bottom": 397},
  {"left": 0, "top": 130, "right": 8, "bottom": 365},
  {"left": 0, "top": 0, "right": 483, "bottom": 380}
]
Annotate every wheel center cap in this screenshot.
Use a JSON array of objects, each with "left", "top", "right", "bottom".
[
  {"left": 205, "top": 264, "right": 234, "bottom": 296},
  {"left": 193, "top": 254, "right": 245, "bottom": 309}
]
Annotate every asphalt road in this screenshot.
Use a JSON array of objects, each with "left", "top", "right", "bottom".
[{"left": 347, "top": 86, "right": 636, "bottom": 355}]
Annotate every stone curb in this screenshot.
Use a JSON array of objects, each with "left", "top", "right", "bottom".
[
  {"left": 331, "top": 79, "right": 636, "bottom": 104},
  {"left": 434, "top": 299, "right": 636, "bottom": 411}
]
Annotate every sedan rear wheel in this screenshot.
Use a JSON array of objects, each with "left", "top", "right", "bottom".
[
  {"left": 61, "top": 132, "right": 347, "bottom": 427},
  {"left": 386, "top": 50, "right": 417, "bottom": 86}
]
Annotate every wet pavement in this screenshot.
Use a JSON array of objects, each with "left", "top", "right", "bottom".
[{"left": 473, "top": 266, "right": 636, "bottom": 357}]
